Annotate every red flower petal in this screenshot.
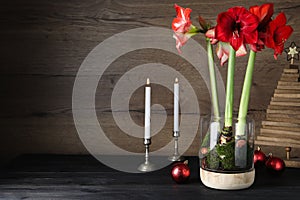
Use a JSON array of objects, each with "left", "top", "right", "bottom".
[
  {"left": 273, "top": 12, "right": 287, "bottom": 27},
  {"left": 215, "top": 12, "right": 234, "bottom": 42},
  {"left": 172, "top": 18, "right": 190, "bottom": 32},
  {"left": 249, "top": 3, "right": 273, "bottom": 27},
  {"left": 276, "top": 25, "right": 293, "bottom": 43},
  {"left": 239, "top": 10, "right": 259, "bottom": 45},
  {"left": 248, "top": 3, "right": 274, "bottom": 52},
  {"left": 230, "top": 32, "right": 244, "bottom": 51},
  {"left": 273, "top": 25, "right": 293, "bottom": 58},
  {"left": 174, "top": 4, "right": 192, "bottom": 21},
  {"left": 172, "top": 4, "right": 192, "bottom": 33}
]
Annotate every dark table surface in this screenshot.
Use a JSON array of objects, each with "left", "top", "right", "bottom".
[{"left": 0, "top": 155, "right": 300, "bottom": 200}]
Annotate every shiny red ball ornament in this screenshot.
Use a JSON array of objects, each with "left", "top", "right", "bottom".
[
  {"left": 265, "top": 153, "right": 285, "bottom": 175},
  {"left": 253, "top": 146, "right": 266, "bottom": 167},
  {"left": 171, "top": 160, "right": 190, "bottom": 184}
]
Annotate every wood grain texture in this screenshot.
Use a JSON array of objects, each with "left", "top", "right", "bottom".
[
  {"left": 0, "top": 0, "right": 300, "bottom": 163},
  {"left": 256, "top": 66, "right": 300, "bottom": 161}
]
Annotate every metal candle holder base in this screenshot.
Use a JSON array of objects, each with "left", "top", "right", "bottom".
[
  {"left": 138, "top": 138, "right": 156, "bottom": 172},
  {"left": 168, "top": 131, "right": 185, "bottom": 162}
]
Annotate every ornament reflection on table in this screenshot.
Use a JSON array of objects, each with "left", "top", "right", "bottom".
[
  {"left": 138, "top": 78, "right": 156, "bottom": 172},
  {"left": 168, "top": 78, "right": 185, "bottom": 162}
]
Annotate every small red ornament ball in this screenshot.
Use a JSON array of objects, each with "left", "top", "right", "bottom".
[
  {"left": 253, "top": 146, "right": 266, "bottom": 167},
  {"left": 171, "top": 161, "right": 190, "bottom": 184},
  {"left": 265, "top": 153, "right": 285, "bottom": 175}
]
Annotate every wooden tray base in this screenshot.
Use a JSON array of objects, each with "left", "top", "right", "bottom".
[{"left": 200, "top": 168, "right": 255, "bottom": 190}]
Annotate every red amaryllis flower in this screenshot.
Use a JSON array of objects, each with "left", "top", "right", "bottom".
[
  {"left": 265, "top": 12, "right": 293, "bottom": 59},
  {"left": 249, "top": 3, "right": 274, "bottom": 51},
  {"left": 172, "top": 4, "right": 199, "bottom": 52},
  {"left": 172, "top": 4, "right": 192, "bottom": 33},
  {"left": 215, "top": 6, "right": 259, "bottom": 51}
]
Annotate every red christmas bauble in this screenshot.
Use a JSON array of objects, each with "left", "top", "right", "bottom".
[
  {"left": 265, "top": 153, "right": 285, "bottom": 175},
  {"left": 253, "top": 146, "right": 266, "bottom": 167},
  {"left": 171, "top": 161, "right": 190, "bottom": 184}
]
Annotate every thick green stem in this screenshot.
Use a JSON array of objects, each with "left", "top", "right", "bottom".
[
  {"left": 224, "top": 46, "right": 236, "bottom": 127},
  {"left": 237, "top": 50, "right": 256, "bottom": 135},
  {"left": 200, "top": 40, "right": 221, "bottom": 149},
  {"left": 207, "top": 38, "right": 220, "bottom": 120}
]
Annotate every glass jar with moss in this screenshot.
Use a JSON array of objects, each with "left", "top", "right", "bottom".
[{"left": 199, "top": 115, "right": 255, "bottom": 190}]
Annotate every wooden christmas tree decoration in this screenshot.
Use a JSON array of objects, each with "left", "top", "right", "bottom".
[{"left": 255, "top": 42, "right": 300, "bottom": 168}]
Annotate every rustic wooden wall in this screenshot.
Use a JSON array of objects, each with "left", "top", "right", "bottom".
[{"left": 0, "top": 0, "right": 299, "bottom": 164}]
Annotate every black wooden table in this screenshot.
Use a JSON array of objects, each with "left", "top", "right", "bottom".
[{"left": 0, "top": 155, "right": 300, "bottom": 200}]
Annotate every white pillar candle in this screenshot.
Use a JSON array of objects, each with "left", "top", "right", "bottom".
[
  {"left": 174, "top": 78, "right": 179, "bottom": 132},
  {"left": 144, "top": 78, "right": 151, "bottom": 139}
]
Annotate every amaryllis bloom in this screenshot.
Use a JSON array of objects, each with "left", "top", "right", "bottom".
[
  {"left": 173, "top": 32, "right": 191, "bottom": 53},
  {"left": 249, "top": 3, "right": 274, "bottom": 51},
  {"left": 217, "top": 42, "right": 247, "bottom": 66},
  {"left": 172, "top": 4, "right": 192, "bottom": 33},
  {"left": 265, "top": 12, "right": 293, "bottom": 59},
  {"left": 206, "top": 28, "right": 218, "bottom": 44},
  {"left": 215, "top": 6, "right": 259, "bottom": 51},
  {"left": 172, "top": 4, "right": 199, "bottom": 52}
]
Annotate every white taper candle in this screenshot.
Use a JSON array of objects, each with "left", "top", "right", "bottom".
[
  {"left": 174, "top": 78, "right": 179, "bottom": 132},
  {"left": 144, "top": 78, "right": 151, "bottom": 139}
]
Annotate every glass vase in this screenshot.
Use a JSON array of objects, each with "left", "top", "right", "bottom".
[{"left": 199, "top": 115, "right": 255, "bottom": 190}]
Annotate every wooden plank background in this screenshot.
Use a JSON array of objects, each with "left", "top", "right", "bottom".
[{"left": 0, "top": 0, "right": 299, "bottom": 164}]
